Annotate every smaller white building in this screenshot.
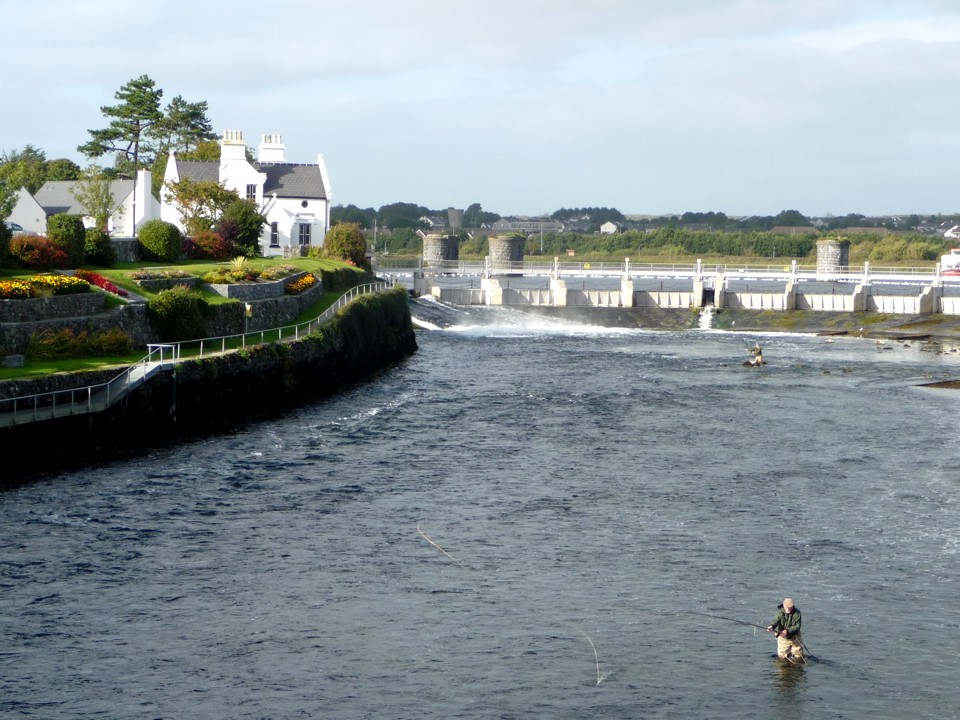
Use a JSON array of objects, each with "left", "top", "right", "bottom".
[
  {"left": 33, "top": 171, "right": 159, "bottom": 236},
  {"left": 161, "top": 131, "right": 332, "bottom": 256}
]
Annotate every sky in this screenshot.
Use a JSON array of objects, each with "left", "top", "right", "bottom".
[{"left": 3, "top": 0, "right": 960, "bottom": 218}]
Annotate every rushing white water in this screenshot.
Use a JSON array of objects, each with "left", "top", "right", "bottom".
[{"left": 2, "top": 313, "right": 960, "bottom": 719}]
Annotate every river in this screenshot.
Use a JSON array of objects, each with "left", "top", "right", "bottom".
[{"left": 2, "top": 304, "right": 959, "bottom": 719}]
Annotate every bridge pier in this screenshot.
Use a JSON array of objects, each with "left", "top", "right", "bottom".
[
  {"left": 481, "top": 277, "right": 503, "bottom": 305},
  {"left": 620, "top": 277, "right": 634, "bottom": 307},
  {"left": 551, "top": 278, "right": 568, "bottom": 306}
]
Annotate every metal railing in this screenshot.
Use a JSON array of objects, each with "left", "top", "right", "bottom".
[{"left": 0, "top": 281, "right": 395, "bottom": 427}]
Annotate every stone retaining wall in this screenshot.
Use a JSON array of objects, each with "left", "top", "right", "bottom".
[
  {"left": 0, "top": 304, "right": 153, "bottom": 356},
  {"left": 0, "top": 293, "right": 105, "bottom": 323},
  {"left": 206, "top": 271, "right": 313, "bottom": 300}
]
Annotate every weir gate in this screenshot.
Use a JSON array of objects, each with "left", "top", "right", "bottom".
[{"left": 374, "top": 258, "right": 960, "bottom": 316}]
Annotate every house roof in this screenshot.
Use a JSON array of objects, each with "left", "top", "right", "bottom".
[
  {"left": 173, "top": 159, "right": 327, "bottom": 200},
  {"left": 35, "top": 179, "right": 133, "bottom": 215},
  {"left": 259, "top": 163, "right": 327, "bottom": 200},
  {"left": 174, "top": 160, "right": 220, "bottom": 183}
]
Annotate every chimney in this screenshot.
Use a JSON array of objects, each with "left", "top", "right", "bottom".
[
  {"left": 258, "top": 133, "right": 286, "bottom": 163},
  {"left": 220, "top": 129, "right": 247, "bottom": 161}
]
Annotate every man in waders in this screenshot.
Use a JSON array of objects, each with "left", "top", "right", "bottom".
[{"left": 767, "top": 597, "right": 804, "bottom": 661}]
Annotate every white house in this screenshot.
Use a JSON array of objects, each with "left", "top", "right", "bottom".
[
  {"left": 33, "top": 170, "right": 159, "bottom": 236},
  {"left": 7, "top": 187, "right": 47, "bottom": 233},
  {"left": 944, "top": 225, "right": 960, "bottom": 240},
  {"left": 599, "top": 221, "right": 623, "bottom": 235},
  {"left": 161, "top": 130, "right": 332, "bottom": 257}
]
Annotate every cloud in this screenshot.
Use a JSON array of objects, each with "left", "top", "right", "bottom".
[{"left": 4, "top": 0, "right": 960, "bottom": 215}]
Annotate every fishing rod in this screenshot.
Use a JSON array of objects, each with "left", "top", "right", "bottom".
[{"left": 701, "top": 613, "right": 772, "bottom": 632}]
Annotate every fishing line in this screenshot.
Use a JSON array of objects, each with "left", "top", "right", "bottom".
[{"left": 416, "top": 522, "right": 605, "bottom": 687}]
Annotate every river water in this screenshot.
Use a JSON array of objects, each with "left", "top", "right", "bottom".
[{"left": 2, "top": 304, "right": 959, "bottom": 719}]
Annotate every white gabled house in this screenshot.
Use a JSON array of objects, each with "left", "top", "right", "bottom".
[
  {"left": 161, "top": 130, "right": 332, "bottom": 256},
  {"left": 33, "top": 171, "right": 159, "bottom": 236}
]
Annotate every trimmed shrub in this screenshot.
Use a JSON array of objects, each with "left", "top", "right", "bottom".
[
  {"left": 84, "top": 227, "right": 116, "bottom": 267},
  {"left": 323, "top": 222, "right": 369, "bottom": 268},
  {"left": 47, "top": 213, "right": 86, "bottom": 266},
  {"left": 147, "top": 285, "right": 210, "bottom": 341},
  {"left": 138, "top": 219, "right": 182, "bottom": 262},
  {"left": 8, "top": 235, "right": 70, "bottom": 269},
  {"left": 184, "top": 230, "right": 230, "bottom": 260}
]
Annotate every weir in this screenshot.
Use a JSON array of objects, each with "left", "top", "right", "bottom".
[{"left": 378, "top": 256, "right": 960, "bottom": 317}]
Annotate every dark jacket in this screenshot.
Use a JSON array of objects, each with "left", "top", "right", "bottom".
[{"left": 770, "top": 604, "right": 802, "bottom": 638}]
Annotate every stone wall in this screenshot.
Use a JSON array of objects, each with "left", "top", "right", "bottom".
[
  {"left": 205, "top": 271, "right": 314, "bottom": 300},
  {"left": 0, "top": 293, "right": 105, "bottom": 323},
  {"left": 112, "top": 238, "right": 140, "bottom": 263},
  {"left": 0, "top": 304, "right": 153, "bottom": 355}
]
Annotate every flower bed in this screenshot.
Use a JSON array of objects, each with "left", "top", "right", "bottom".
[
  {"left": 76, "top": 269, "right": 129, "bottom": 297},
  {"left": 285, "top": 273, "right": 317, "bottom": 294},
  {"left": 1, "top": 275, "right": 90, "bottom": 299}
]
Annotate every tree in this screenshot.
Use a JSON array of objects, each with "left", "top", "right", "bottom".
[
  {"left": 46, "top": 213, "right": 86, "bottom": 266},
  {"left": 324, "top": 223, "right": 368, "bottom": 267},
  {"left": 45, "top": 158, "right": 81, "bottom": 182},
  {"left": 218, "top": 199, "right": 267, "bottom": 257},
  {"left": 462, "top": 202, "right": 500, "bottom": 227},
  {"left": 165, "top": 177, "right": 240, "bottom": 235},
  {"left": 70, "top": 165, "right": 119, "bottom": 231},
  {"left": 78, "top": 75, "right": 164, "bottom": 177},
  {"left": 151, "top": 95, "right": 216, "bottom": 154},
  {"left": 0, "top": 145, "right": 49, "bottom": 195}
]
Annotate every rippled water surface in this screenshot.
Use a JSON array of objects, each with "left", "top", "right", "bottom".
[{"left": 2, "top": 310, "right": 959, "bottom": 719}]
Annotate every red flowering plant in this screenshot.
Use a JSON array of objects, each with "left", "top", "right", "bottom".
[{"left": 75, "top": 268, "right": 129, "bottom": 297}]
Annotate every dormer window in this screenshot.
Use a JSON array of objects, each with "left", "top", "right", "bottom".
[{"left": 246, "top": 184, "right": 257, "bottom": 201}]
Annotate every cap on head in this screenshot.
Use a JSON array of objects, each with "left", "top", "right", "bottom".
[{"left": 783, "top": 598, "right": 795, "bottom": 610}]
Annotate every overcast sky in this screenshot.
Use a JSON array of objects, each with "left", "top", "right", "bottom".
[{"left": 3, "top": 0, "right": 959, "bottom": 217}]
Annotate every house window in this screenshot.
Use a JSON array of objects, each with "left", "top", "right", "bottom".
[
  {"left": 270, "top": 222, "right": 279, "bottom": 247},
  {"left": 298, "top": 223, "right": 311, "bottom": 245},
  {"left": 246, "top": 184, "right": 257, "bottom": 201}
]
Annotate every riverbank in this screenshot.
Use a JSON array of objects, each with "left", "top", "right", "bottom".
[{"left": 1, "top": 289, "right": 417, "bottom": 484}]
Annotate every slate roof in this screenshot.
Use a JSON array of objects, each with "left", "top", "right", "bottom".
[
  {"left": 174, "top": 160, "right": 327, "bottom": 200},
  {"left": 35, "top": 179, "right": 133, "bottom": 215},
  {"left": 259, "top": 163, "right": 327, "bottom": 200},
  {"left": 174, "top": 160, "right": 220, "bottom": 183}
]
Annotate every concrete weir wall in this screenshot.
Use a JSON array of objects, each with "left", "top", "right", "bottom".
[
  {"left": 1, "top": 290, "right": 417, "bottom": 482},
  {"left": 417, "top": 270, "right": 950, "bottom": 317}
]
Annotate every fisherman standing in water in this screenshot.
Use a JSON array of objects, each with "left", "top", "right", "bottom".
[
  {"left": 767, "top": 597, "right": 804, "bottom": 661},
  {"left": 746, "top": 342, "right": 764, "bottom": 366}
]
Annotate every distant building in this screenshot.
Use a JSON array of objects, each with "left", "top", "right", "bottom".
[
  {"left": 599, "top": 221, "right": 623, "bottom": 235},
  {"left": 492, "top": 217, "right": 564, "bottom": 233}
]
